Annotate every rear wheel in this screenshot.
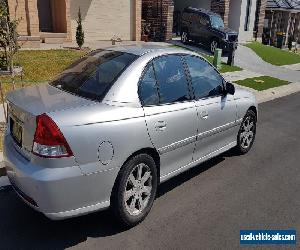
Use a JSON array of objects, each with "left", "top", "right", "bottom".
[
  {"left": 235, "top": 110, "right": 257, "bottom": 154},
  {"left": 111, "top": 154, "right": 158, "bottom": 227},
  {"left": 181, "top": 31, "right": 189, "bottom": 44}
]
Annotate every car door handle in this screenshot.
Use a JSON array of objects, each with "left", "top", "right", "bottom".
[
  {"left": 155, "top": 121, "right": 167, "bottom": 131},
  {"left": 200, "top": 110, "right": 209, "bottom": 120}
]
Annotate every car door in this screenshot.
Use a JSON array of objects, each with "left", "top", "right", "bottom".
[
  {"left": 139, "top": 55, "right": 198, "bottom": 177},
  {"left": 183, "top": 55, "right": 238, "bottom": 161},
  {"left": 200, "top": 14, "right": 212, "bottom": 45}
]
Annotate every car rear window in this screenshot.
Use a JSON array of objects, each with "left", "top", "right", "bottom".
[{"left": 50, "top": 50, "right": 138, "bottom": 101}]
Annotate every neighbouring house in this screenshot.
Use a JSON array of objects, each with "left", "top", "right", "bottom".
[
  {"left": 5, "top": 0, "right": 268, "bottom": 48},
  {"left": 5, "top": 0, "right": 142, "bottom": 48},
  {"left": 263, "top": 0, "right": 300, "bottom": 46}
]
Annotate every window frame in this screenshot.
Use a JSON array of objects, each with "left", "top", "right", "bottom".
[
  {"left": 182, "top": 54, "right": 226, "bottom": 101},
  {"left": 138, "top": 54, "right": 194, "bottom": 107}
]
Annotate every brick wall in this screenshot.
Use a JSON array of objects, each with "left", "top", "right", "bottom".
[
  {"left": 7, "top": 0, "right": 39, "bottom": 37},
  {"left": 133, "top": 0, "right": 142, "bottom": 41},
  {"left": 255, "top": 0, "right": 267, "bottom": 38},
  {"left": 211, "top": 0, "right": 230, "bottom": 27},
  {"left": 142, "top": 0, "right": 174, "bottom": 41}
]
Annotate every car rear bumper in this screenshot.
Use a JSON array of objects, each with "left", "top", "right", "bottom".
[{"left": 3, "top": 134, "right": 119, "bottom": 220}]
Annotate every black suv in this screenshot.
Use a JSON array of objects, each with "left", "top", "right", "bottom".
[{"left": 181, "top": 7, "right": 238, "bottom": 53}]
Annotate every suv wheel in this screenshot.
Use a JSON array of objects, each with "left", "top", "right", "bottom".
[
  {"left": 111, "top": 154, "right": 158, "bottom": 227},
  {"left": 181, "top": 31, "right": 189, "bottom": 44},
  {"left": 235, "top": 110, "right": 257, "bottom": 154},
  {"left": 210, "top": 39, "right": 218, "bottom": 53}
]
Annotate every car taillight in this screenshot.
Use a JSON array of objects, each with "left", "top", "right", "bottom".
[{"left": 32, "top": 114, "right": 73, "bottom": 158}]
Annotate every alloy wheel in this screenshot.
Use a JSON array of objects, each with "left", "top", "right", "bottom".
[
  {"left": 123, "top": 163, "right": 153, "bottom": 216},
  {"left": 240, "top": 116, "right": 256, "bottom": 149},
  {"left": 211, "top": 40, "right": 218, "bottom": 53},
  {"left": 181, "top": 32, "right": 188, "bottom": 43}
]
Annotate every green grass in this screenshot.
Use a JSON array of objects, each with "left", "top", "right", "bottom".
[
  {"left": 235, "top": 76, "right": 289, "bottom": 91},
  {"left": 170, "top": 45, "right": 242, "bottom": 73},
  {"left": 0, "top": 49, "right": 87, "bottom": 97},
  {"left": 203, "top": 55, "right": 242, "bottom": 73},
  {"left": 246, "top": 42, "right": 300, "bottom": 66}
]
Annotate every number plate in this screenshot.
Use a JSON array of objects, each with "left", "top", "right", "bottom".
[{"left": 10, "top": 117, "right": 23, "bottom": 146}]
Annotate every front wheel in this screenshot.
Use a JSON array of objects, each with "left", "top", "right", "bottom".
[
  {"left": 235, "top": 110, "right": 257, "bottom": 154},
  {"left": 111, "top": 154, "right": 158, "bottom": 227},
  {"left": 210, "top": 39, "right": 219, "bottom": 53}
]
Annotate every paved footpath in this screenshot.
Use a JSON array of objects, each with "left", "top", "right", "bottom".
[{"left": 234, "top": 45, "right": 300, "bottom": 82}]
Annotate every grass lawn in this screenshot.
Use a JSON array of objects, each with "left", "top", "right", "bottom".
[
  {"left": 0, "top": 49, "right": 87, "bottom": 97},
  {"left": 203, "top": 55, "right": 242, "bottom": 73},
  {"left": 246, "top": 42, "right": 300, "bottom": 66},
  {"left": 235, "top": 76, "right": 289, "bottom": 91}
]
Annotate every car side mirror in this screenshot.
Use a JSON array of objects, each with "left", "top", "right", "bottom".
[{"left": 225, "top": 81, "right": 235, "bottom": 95}]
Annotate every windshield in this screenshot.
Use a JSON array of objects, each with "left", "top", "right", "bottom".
[
  {"left": 50, "top": 50, "right": 137, "bottom": 101},
  {"left": 210, "top": 15, "right": 225, "bottom": 29}
]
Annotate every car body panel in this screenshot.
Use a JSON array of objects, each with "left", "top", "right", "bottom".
[
  {"left": 194, "top": 94, "right": 238, "bottom": 160},
  {"left": 143, "top": 101, "right": 198, "bottom": 176}
]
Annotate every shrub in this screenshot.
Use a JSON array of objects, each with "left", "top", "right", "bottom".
[{"left": 76, "top": 7, "right": 84, "bottom": 49}]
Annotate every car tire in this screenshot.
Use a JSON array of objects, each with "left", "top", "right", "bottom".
[
  {"left": 181, "top": 31, "right": 190, "bottom": 44},
  {"left": 235, "top": 110, "right": 257, "bottom": 155},
  {"left": 210, "top": 39, "right": 219, "bottom": 54},
  {"left": 111, "top": 153, "right": 158, "bottom": 227}
]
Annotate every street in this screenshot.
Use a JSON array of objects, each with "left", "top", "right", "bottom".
[{"left": 0, "top": 92, "right": 300, "bottom": 250}]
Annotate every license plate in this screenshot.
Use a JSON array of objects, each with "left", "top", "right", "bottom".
[{"left": 10, "top": 117, "right": 23, "bottom": 146}]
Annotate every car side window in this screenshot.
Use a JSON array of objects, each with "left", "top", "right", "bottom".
[
  {"left": 199, "top": 14, "right": 209, "bottom": 27},
  {"left": 139, "top": 63, "right": 159, "bottom": 106},
  {"left": 153, "top": 55, "right": 190, "bottom": 104},
  {"left": 184, "top": 55, "right": 224, "bottom": 99}
]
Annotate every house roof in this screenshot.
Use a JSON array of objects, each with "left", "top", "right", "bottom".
[{"left": 267, "top": 0, "right": 300, "bottom": 10}]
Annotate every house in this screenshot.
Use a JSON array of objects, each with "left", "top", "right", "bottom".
[
  {"left": 263, "top": 0, "right": 300, "bottom": 45},
  {"left": 5, "top": 0, "right": 268, "bottom": 48}
]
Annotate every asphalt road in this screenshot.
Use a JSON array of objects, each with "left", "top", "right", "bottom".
[{"left": 1, "top": 92, "right": 300, "bottom": 250}]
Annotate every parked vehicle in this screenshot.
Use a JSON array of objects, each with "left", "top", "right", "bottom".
[
  {"left": 4, "top": 46, "right": 257, "bottom": 226},
  {"left": 181, "top": 7, "right": 238, "bottom": 53}
]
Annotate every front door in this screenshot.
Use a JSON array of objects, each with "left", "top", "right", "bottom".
[
  {"left": 183, "top": 55, "right": 238, "bottom": 160},
  {"left": 37, "top": 0, "right": 53, "bottom": 32},
  {"left": 139, "top": 55, "right": 198, "bottom": 177}
]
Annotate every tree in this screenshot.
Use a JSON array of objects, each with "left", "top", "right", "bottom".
[
  {"left": 76, "top": 7, "right": 84, "bottom": 49},
  {"left": 0, "top": 0, "right": 19, "bottom": 72}
]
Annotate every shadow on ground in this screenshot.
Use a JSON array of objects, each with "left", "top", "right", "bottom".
[{"left": 0, "top": 150, "right": 237, "bottom": 250}]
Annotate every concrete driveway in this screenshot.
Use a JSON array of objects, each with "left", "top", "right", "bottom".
[{"left": 0, "top": 93, "right": 300, "bottom": 249}]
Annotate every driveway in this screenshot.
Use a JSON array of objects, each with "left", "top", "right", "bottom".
[{"left": 0, "top": 93, "right": 300, "bottom": 249}]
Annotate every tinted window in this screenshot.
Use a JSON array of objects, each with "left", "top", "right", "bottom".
[
  {"left": 153, "top": 55, "right": 190, "bottom": 104},
  {"left": 199, "top": 14, "right": 210, "bottom": 26},
  {"left": 139, "top": 64, "right": 159, "bottom": 106},
  {"left": 51, "top": 50, "right": 137, "bottom": 101},
  {"left": 184, "top": 55, "right": 224, "bottom": 99}
]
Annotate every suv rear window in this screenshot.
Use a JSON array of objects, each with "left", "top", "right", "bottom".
[{"left": 50, "top": 50, "right": 137, "bottom": 101}]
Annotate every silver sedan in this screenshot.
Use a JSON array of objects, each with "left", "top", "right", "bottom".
[{"left": 4, "top": 46, "right": 257, "bottom": 226}]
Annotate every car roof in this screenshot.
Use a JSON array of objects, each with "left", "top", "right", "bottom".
[
  {"left": 183, "top": 7, "right": 219, "bottom": 17},
  {"left": 99, "top": 44, "right": 192, "bottom": 56}
]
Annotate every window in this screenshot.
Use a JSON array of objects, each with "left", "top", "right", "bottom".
[
  {"left": 139, "top": 64, "right": 159, "bottom": 106},
  {"left": 153, "top": 55, "right": 190, "bottom": 104},
  {"left": 210, "top": 15, "right": 225, "bottom": 29},
  {"left": 51, "top": 50, "right": 137, "bottom": 101},
  {"left": 199, "top": 14, "right": 210, "bottom": 26},
  {"left": 244, "top": 0, "right": 252, "bottom": 31},
  {"left": 184, "top": 55, "right": 224, "bottom": 99}
]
